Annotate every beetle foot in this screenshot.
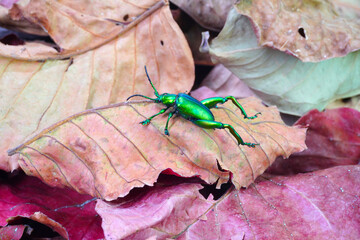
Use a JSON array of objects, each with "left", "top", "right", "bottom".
[
  {"left": 164, "top": 129, "right": 170, "bottom": 136},
  {"left": 140, "top": 119, "right": 150, "bottom": 125},
  {"left": 242, "top": 142, "right": 259, "bottom": 148},
  {"left": 245, "top": 112, "right": 261, "bottom": 120}
]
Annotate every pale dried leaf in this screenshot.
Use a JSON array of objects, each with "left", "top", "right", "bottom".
[
  {"left": 190, "top": 86, "right": 218, "bottom": 100},
  {"left": 200, "top": 64, "right": 256, "bottom": 98},
  {"left": 1, "top": 0, "right": 167, "bottom": 59},
  {"left": 0, "top": 1, "right": 194, "bottom": 171},
  {"left": 0, "top": 5, "right": 46, "bottom": 36},
  {"left": 208, "top": 8, "right": 360, "bottom": 115},
  {"left": 10, "top": 97, "right": 306, "bottom": 200},
  {"left": 236, "top": 0, "right": 360, "bottom": 62},
  {"left": 170, "top": 0, "right": 235, "bottom": 31}
]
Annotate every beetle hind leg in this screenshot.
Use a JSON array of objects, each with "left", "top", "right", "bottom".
[
  {"left": 191, "top": 119, "right": 258, "bottom": 148},
  {"left": 201, "top": 96, "right": 261, "bottom": 119}
]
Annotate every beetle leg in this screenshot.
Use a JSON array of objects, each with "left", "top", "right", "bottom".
[
  {"left": 140, "top": 107, "right": 169, "bottom": 125},
  {"left": 201, "top": 96, "right": 261, "bottom": 119},
  {"left": 164, "top": 111, "right": 175, "bottom": 136},
  {"left": 191, "top": 119, "right": 259, "bottom": 148}
]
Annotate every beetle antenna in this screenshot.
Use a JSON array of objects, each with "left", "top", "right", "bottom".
[
  {"left": 126, "top": 94, "right": 157, "bottom": 101},
  {"left": 144, "top": 66, "right": 160, "bottom": 97}
]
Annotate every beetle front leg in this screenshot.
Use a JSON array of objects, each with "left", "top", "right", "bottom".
[
  {"left": 140, "top": 107, "right": 169, "bottom": 125},
  {"left": 164, "top": 111, "right": 175, "bottom": 135},
  {"left": 201, "top": 96, "right": 261, "bottom": 119},
  {"left": 191, "top": 119, "right": 259, "bottom": 148}
]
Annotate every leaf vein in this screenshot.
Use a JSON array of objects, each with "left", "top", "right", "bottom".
[
  {"left": 69, "top": 120, "right": 147, "bottom": 186},
  {"left": 20, "top": 146, "right": 75, "bottom": 190},
  {"left": 128, "top": 104, "right": 226, "bottom": 180},
  {"left": 0, "top": 62, "right": 45, "bottom": 121},
  {"left": 42, "top": 134, "right": 104, "bottom": 199},
  {"left": 92, "top": 110, "right": 156, "bottom": 170}
]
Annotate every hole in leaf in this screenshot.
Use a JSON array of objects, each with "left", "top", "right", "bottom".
[
  {"left": 199, "top": 179, "right": 232, "bottom": 200},
  {"left": 123, "top": 14, "right": 129, "bottom": 21},
  {"left": 298, "top": 27, "right": 306, "bottom": 38},
  {"left": 160, "top": 40, "right": 164, "bottom": 46}
]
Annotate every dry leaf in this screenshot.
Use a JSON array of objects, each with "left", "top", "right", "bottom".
[
  {"left": 9, "top": 97, "right": 306, "bottom": 200},
  {"left": 170, "top": 0, "right": 235, "bottom": 31},
  {"left": 236, "top": 0, "right": 360, "bottom": 62},
  {"left": 0, "top": 174, "right": 102, "bottom": 239},
  {"left": 96, "top": 165, "right": 360, "bottom": 239},
  {"left": 2, "top": 0, "right": 169, "bottom": 59},
  {"left": 268, "top": 108, "right": 360, "bottom": 175},
  {"left": 190, "top": 86, "right": 218, "bottom": 100},
  {"left": 0, "top": 0, "right": 194, "bottom": 171},
  {"left": 0, "top": 4, "right": 46, "bottom": 36},
  {"left": 200, "top": 64, "right": 256, "bottom": 98},
  {"left": 206, "top": 8, "right": 360, "bottom": 116},
  {"left": 0, "top": 225, "right": 27, "bottom": 240}
]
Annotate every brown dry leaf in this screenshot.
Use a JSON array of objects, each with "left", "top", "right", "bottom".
[
  {"left": 9, "top": 97, "right": 306, "bottom": 200},
  {"left": 1, "top": 0, "right": 170, "bottom": 59},
  {"left": 0, "top": 0, "right": 194, "bottom": 171},
  {"left": 236, "top": 0, "right": 360, "bottom": 62}
]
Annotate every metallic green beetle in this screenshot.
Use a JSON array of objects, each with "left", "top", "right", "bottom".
[{"left": 127, "top": 67, "right": 261, "bottom": 148}]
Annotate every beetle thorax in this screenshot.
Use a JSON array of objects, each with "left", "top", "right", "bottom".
[{"left": 160, "top": 93, "right": 177, "bottom": 107}]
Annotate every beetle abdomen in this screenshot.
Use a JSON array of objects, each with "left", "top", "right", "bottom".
[{"left": 176, "top": 93, "right": 214, "bottom": 121}]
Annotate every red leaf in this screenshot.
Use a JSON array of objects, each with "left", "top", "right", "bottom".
[
  {"left": 0, "top": 173, "right": 103, "bottom": 240},
  {"left": 96, "top": 165, "right": 360, "bottom": 239},
  {"left": 268, "top": 108, "right": 360, "bottom": 175},
  {"left": 0, "top": 225, "right": 26, "bottom": 240}
]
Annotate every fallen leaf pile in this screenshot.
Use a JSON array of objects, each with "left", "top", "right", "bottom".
[
  {"left": 0, "top": 0, "right": 359, "bottom": 239},
  {"left": 97, "top": 165, "right": 360, "bottom": 239},
  {"left": 0, "top": 0, "right": 194, "bottom": 172}
]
